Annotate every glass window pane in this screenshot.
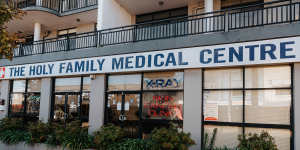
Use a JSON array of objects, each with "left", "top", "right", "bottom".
[
  {"left": 55, "top": 77, "right": 81, "bottom": 92},
  {"left": 204, "top": 91, "right": 243, "bottom": 122},
  {"left": 204, "top": 125, "right": 242, "bottom": 148},
  {"left": 245, "top": 128, "right": 291, "bottom": 150},
  {"left": 27, "top": 79, "right": 41, "bottom": 92},
  {"left": 81, "top": 92, "right": 90, "bottom": 126},
  {"left": 11, "top": 93, "right": 24, "bottom": 113},
  {"left": 204, "top": 68, "right": 243, "bottom": 89},
  {"left": 245, "top": 66, "right": 291, "bottom": 88},
  {"left": 26, "top": 93, "right": 40, "bottom": 119},
  {"left": 142, "top": 92, "right": 183, "bottom": 120},
  {"left": 13, "top": 80, "right": 26, "bottom": 92},
  {"left": 108, "top": 74, "right": 141, "bottom": 91},
  {"left": 124, "top": 94, "right": 140, "bottom": 121},
  {"left": 143, "top": 72, "right": 184, "bottom": 90},
  {"left": 82, "top": 77, "right": 91, "bottom": 92},
  {"left": 106, "top": 94, "right": 122, "bottom": 123},
  {"left": 245, "top": 90, "right": 291, "bottom": 125},
  {"left": 53, "top": 95, "right": 65, "bottom": 121},
  {"left": 67, "top": 95, "right": 80, "bottom": 121}
]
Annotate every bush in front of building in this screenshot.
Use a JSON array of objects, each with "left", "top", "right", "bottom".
[
  {"left": 60, "top": 121, "right": 94, "bottom": 150},
  {"left": 26, "top": 121, "right": 51, "bottom": 144},
  {"left": 149, "top": 124, "right": 195, "bottom": 150},
  {"left": 93, "top": 124, "right": 126, "bottom": 150},
  {"left": 0, "top": 118, "right": 30, "bottom": 144},
  {"left": 108, "top": 138, "right": 154, "bottom": 150},
  {"left": 237, "top": 131, "right": 279, "bottom": 150}
]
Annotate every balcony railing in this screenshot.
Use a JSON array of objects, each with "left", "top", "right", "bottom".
[
  {"left": 11, "top": 0, "right": 97, "bottom": 13},
  {"left": 12, "top": 0, "right": 300, "bottom": 57}
]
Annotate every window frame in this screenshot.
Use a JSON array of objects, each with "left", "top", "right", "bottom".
[
  {"left": 201, "top": 64, "right": 294, "bottom": 150},
  {"left": 104, "top": 71, "right": 184, "bottom": 138},
  {"left": 50, "top": 76, "right": 91, "bottom": 124},
  {"left": 8, "top": 79, "right": 41, "bottom": 120}
]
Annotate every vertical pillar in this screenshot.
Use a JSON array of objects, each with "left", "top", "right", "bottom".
[
  {"left": 34, "top": 22, "right": 42, "bottom": 54},
  {"left": 36, "top": 0, "right": 42, "bottom": 6},
  {"left": 89, "top": 75, "right": 106, "bottom": 134},
  {"left": 205, "top": 0, "right": 214, "bottom": 32},
  {"left": 0, "top": 80, "right": 10, "bottom": 119},
  {"left": 183, "top": 69, "right": 202, "bottom": 150},
  {"left": 34, "top": 22, "right": 41, "bottom": 42},
  {"left": 294, "top": 63, "right": 300, "bottom": 150},
  {"left": 39, "top": 78, "right": 52, "bottom": 123}
]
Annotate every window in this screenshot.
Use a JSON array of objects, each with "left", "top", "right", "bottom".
[
  {"left": 52, "top": 76, "right": 90, "bottom": 126},
  {"left": 105, "top": 71, "right": 184, "bottom": 138},
  {"left": 203, "top": 65, "right": 292, "bottom": 149},
  {"left": 9, "top": 79, "right": 41, "bottom": 120}
]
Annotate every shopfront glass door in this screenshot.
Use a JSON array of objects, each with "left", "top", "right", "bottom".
[
  {"left": 53, "top": 94, "right": 80, "bottom": 123},
  {"left": 106, "top": 93, "right": 140, "bottom": 138}
]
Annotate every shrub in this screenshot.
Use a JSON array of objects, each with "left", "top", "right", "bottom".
[
  {"left": 0, "top": 130, "right": 30, "bottom": 144},
  {"left": 108, "top": 138, "right": 154, "bottom": 150},
  {"left": 0, "top": 117, "right": 29, "bottom": 145},
  {"left": 93, "top": 124, "right": 126, "bottom": 150},
  {"left": 61, "top": 121, "right": 94, "bottom": 150},
  {"left": 150, "top": 124, "right": 195, "bottom": 150},
  {"left": 238, "top": 131, "right": 278, "bottom": 150},
  {"left": 26, "top": 121, "right": 51, "bottom": 144},
  {"left": 0, "top": 117, "right": 25, "bottom": 132}
]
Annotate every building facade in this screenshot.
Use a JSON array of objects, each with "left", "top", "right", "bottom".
[{"left": 0, "top": 0, "right": 300, "bottom": 149}]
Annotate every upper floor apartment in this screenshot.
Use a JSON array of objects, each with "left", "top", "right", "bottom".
[{"left": 3, "top": 0, "right": 300, "bottom": 63}]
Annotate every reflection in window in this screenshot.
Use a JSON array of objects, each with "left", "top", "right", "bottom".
[
  {"left": 26, "top": 93, "right": 40, "bottom": 116},
  {"left": 204, "top": 68, "right": 243, "bottom": 89},
  {"left": 108, "top": 74, "right": 141, "bottom": 91},
  {"left": 10, "top": 79, "right": 41, "bottom": 120},
  {"left": 27, "top": 80, "right": 41, "bottom": 92},
  {"left": 245, "top": 128, "right": 291, "bottom": 150},
  {"left": 12, "top": 80, "right": 26, "bottom": 92},
  {"left": 142, "top": 92, "right": 183, "bottom": 120},
  {"left": 55, "top": 77, "right": 81, "bottom": 92},
  {"left": 245, "top": 66, "right": 291, "bottom": 88},
  {"left": 11, "top": 94, "right": 24, "bottom": 113},
  {"left": 81, "top": 93, "right": 90, "bottom": 125},
  {"left": 53, "top": 76, "right": 90, "bottom": 126},
  {"left": 245, "top": 90, "right": 291, "bottom": 125},
  {"left": 203, "top": 65, "right": 292, "bottom": 149},
  {"left": 82, "top": 77, "right": 91, "bottom": 92},
  {"left": 204, "top": 125, "right": 242, "bottom": 148},
  {"left": 143, "top": 72, "right": 184, "bottom": 90},
  {"left": 204, "top": 91, "right": 243, "bottom": 122}
]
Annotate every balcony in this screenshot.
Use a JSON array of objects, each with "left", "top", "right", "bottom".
[
  {"left": 12, "top": 0, "right": 300, "bottom": 57},
  {"left": 10, "top": 0, "right": 97, "bottom": 14}
]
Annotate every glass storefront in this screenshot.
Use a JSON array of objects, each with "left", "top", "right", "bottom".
[
  {"left": 9, "top": 79, "right": 41, "bottom": 120},
  {"left": 105, "top": 71, "right": 184, "bottom": 138},
  {"left": 52, "top": 76, "right": 90, "bottom": 126},
  {"left": 202, "top": 65, "right": 292, "bottom": 149}
]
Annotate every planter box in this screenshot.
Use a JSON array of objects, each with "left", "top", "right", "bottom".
[{"left": 0, "top": 142, "right": 94, "bottom": 150}]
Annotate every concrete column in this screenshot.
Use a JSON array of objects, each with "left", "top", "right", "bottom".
[
  {"left": 97, "top": 0, "right": 133, "bottom": 30},
  {"left": 294, "top": 63, "right": 300, "bottom": 150},
  {"left": 0, "top": 80, "right": 10, "bottom": 119},
  {"left": 36, "top": 0, "right": 42, "bottom": 6},
  {"left": 34, "top": 22, "right": 41, "bottom": 42},
  {"left": 89, "top": 75, "right": 106, "bottom": 134},
  {"left": 39, "top": 78, "right": 52, "bottom": 123},
  {"left": 205, "top": 0, "right": 214, "bottom": 32},
  {"left": 183, "top": 69, "right": 202, "bottom": 150}
]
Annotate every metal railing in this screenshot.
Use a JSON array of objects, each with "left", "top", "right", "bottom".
[
  {"left": 11, "top": 0, "right": 97, "bottom": 13},
  {"left": 12, "top": 0, "right": 300, "bottom": 57}
]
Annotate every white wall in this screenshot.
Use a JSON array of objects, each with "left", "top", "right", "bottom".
[
  {"left": 97, "top": 0, "right": 133, "bottom": 30},
  {"left": 0, "top": 80, "right": 9, "bottom": 119}
]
